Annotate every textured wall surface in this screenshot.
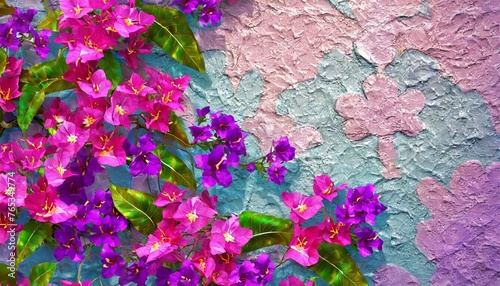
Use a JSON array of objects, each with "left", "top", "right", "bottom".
[{"left": 8, "top": 0, "right": 500, "bottom": 285}]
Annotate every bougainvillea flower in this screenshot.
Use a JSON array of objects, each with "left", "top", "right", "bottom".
[
  {"left": 155, "top": 182, "right": 187, "bottom": 207},
  {"left": 117, "top": 33, "right": 154, "bottom": 69},
  {"left": 61, "top": 24, "right": 116, "bottom": 64},
  {"left": 156, "top": 74, "right": 190, "bottom": 110},
  {"left": 189, "top": 125, "right": 212, "bottom": 143},
  {"left": 279, "top": 276, "right": 314, "bottom": 286},
  {"left": 43, "top": 98, "right": 72, "bottom": 129},
  {"left": 313, "top": 174, "right": 347, "bottom": 202},
  {"left": 171, "top": 0, "right": 199, "bottom": 14},
  {"left": 57, "top": 176, "right": 87, "bottom": 205},
  {"left": 33, "top": 29, "right": 52, "bottom": 59},
  {"left": 196, "top": 106, "right": 210, "bottom": 119},
  {"left": 90, "top": 189, "right": 113, "bottom": 215},
  {"left": 284, "top": 225, "right": 322, "bottom": 266},
  {"left": 60, "top": 0, "right": 93, "bottom": 19},
  {"left": 126, "top": 133, "right": 161, "bottom": 176},
  {"left": 225, "top": 127, "right": 247, "bottom": 156},
  {"left": 68, "top": 148, "right": 105, "bottom": 186},
  {"left": 169, "top": 260, "right": 201, "bottom": 286},
  {"left": 345, "top": 184, "right": 387, "bottom": 225},
  {"left": 319, "top": 215, "right": 351, "bottom": 246},
  {"left": 64, "top": 61, "right": 96, "bottom": 83},
  {"left": 281, "top": 192, "right": 323, "bottom": 224},
  {"left": 116, "top": 72, "right": 155, "bottom": 97},
  {"left": 112, "top": 4, "right": 155, "bottom": 38},
  {"left": 91, "top": 130, "right": 127, "bottom": 166},
  {"left": 267, "top": 161, "right": 287, "bottom": 185},
  {"left": 0, "top": 76, "right": 22, "bottom": 112},
  {"left": 25, "top": 189, "right": 77, "bottom": 223},
  {"left": 90, "top": 215, "right": 128, "bottom": 247},
  {"left": 54, "top": 225, "right": 84, "bottom": 262},
  {"left": 254, "top": 253, "right": 276, "bottom": 284},
  {"left": 198, "top": 0, "right": 222, "bottom": 26},
  {"left": 354, "top": 227, "right": 383, "bottom": 257},
  {"left": 0, "top": 23, "right": 20, "bottom": 50},
  {"left": 78, "top": 69, "right": 112, "bottom": 98},
  {"left": 0, "top": 172, "right": 27, "bottom": 208},
  {"left": 89, "top": 0, "right": 117, "bottom": 10},
  {"left": 210, "top": 215, "right": 252, "bottom": 255},
  {"left": 229, "top": 260, "right": 259, "bottom": 285},
  {"left": 135, "top": 233, "right": 177, "bottom": 263},
  {"left": 195, "top": 145, "right": 239, "bottom": 188},
  {"left": 66, "top": 203, "right": 101, "bottom": 232},
  {"left": 11, "top": 143, "right": 44, "bottom": 172},
  {"left": 10, "top": 8, "right": 37, "bottom": 33},
  {"left": 60, "top": 280, "right": 92, "bottom": 286},
  {"left": 100, "top": 244, "right": 126, "bottom": 278},
  {"left": 3, "top": 57, "right": 23, "bottom": 77},
  {"left": 44, "top": 151, "right": 77, "bottom": 187},
  {"left": 173, "top": 196, "right": 217, "bottom": 233},
  {"left": 335, "top": 202, "right": 362, "bottom": 225},
  {"left": 49, "top": 121, "right": 90, "bottom": 157},
  {"left": 119, "top": 258, "right": 149, "bottom": 286},
  {"left": 73, "top": 107, "right": 104, "bottom": 130},
  {"left": 210, "top": 113, "right": 238, "bottom": 139},
  {"left": 141, "top": 101, "right": 171, "bottom": 133},
  {"left": 192, "top": 251, "right": 216, "bottom": 280}
]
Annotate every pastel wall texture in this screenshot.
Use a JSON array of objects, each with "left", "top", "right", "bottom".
[{"left": 10, "top": 0, "right": 500, "bottom": 285}]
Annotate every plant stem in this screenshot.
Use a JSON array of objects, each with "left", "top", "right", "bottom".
[{"left": 78, "top": 244, "right": 93, "bottom": 282}]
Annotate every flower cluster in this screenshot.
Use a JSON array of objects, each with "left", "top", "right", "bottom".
[{"left": 170, "top": 0, "right": 233, "bottom": 26}]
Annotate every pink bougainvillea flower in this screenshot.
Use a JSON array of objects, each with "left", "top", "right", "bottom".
[
  {"left": 44, "top": 151, "right": 77, "bottom": 187},
  {"left": 73, "top": 106, "right": 104, "bottom": 130},
  {"left": 90, "top": 130, "right": 127, "bottom": 167},
  {"left": 77, "top": 69, "right": 112, "bottom": 98},
  {"left": 3, "top": 57, "right": 23, "bottom": 77},
  {"left": 281, "top": 192, "right": 323, "bottom": 224},
  {"left": 112, "top": 4, "right": 155, "bottom": 38},
  {"left": 284, "top": 225, "right": 322, "bottom": 267},
  {"left": 60, "top": 280, "right": 92, "bottom": 286},
  {"left": 0, "top": 76, "right": 22, "bottom": 112},
  {"left": 313, "top": 174, "right": 347, "bottom": 202},
  {"left": 75, "top": 90, "right": 108, "bottom": 111},
  {"left": 141, "top": 101, "right": 171, "bottom": 133},
  {"left": 63, "top": 61, "right": 96, "bottom": 83},
  {"left": 209, "top": 214, "right": 252, "bottom": 255},
  {"left": 173, "top": 196, "right": 217, "bottom": 233},
  {"left": 0, "top": 172, "right": 27, "bottom": 208},
  {"left": 279, "top": 276, "right": 314, "bottom": 286},
  {"left": 25, "top": 188, "right": 77, "bottom": 223},
  {"left": 192, "top": 251, "right": 217, "bottom": 280},
  {"left": 154, "top": 182, "right": 187, "bottom": 207},
  {"left": 156, "top": 74, "right": 190, "bottom": 111},
  {"left": 43, "top": 98, "right": 72, "bottom": 129},
  {"left": 88, "top": 0, "right": 117, "bottom": 10},
  {"left": 116, "top": 72, "right": 155, "bottom": 98},
  {"left": 319, "top": 215, "right": 351, "bottom": 246},
  {"left": 49, "top": 121, "right": 90, "bottom": 157},
  {"left": 118, "top": 34, "right": 154, "bottom": 69},
  {"left": 60, "top": 0, "right": 93, "bottom": 19},
  {"left": 135, "top": 233, "right": 178, "bottom": 263},
  {"left": 11, "top": 143, "right": 44, "bottom": 172},
  {"left": 104, "top": 90, "right": 138, "bottom": 129}
]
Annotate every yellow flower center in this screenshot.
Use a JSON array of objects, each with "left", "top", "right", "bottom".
[
  {"left": 186, "top": 211, "right": 198, "bottom": 223},
  {"left": 223, "top": 232, "right": 235, "bottom": 243},
  {"left": 67, "top": 134, "right": 78, "bottom": 143}
]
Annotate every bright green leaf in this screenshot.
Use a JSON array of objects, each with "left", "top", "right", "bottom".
[
  {"left": 16, "top": 219, "right": 53, "bottom": 266},
  {"left": 167, "top": 111, "right": 191, "bottom": 147},
  {"left": 17, "top": 83, "right": 45, "bottom": 134},
  {"left": 154, "top": 145, "right": 196, "bottom": 190},
  {"left": 308, "top": 243, "right": 368, "bottom": 286},
  {"left": 239, "top": 211, "right": 293, "bottom": 253},
  {"left": 0, "top": 0, "right": 14, "bottom": 17},
  {"left": 37, "top": 10, "right": 63, "bottom": 32},
  {"left": 29, "top": 262, "right": 57, "bottom": 286},
  {"left": 110, "top": 184, "right": 163, "bottom": 235},
  {"left": 98, "top": 51, "right": 122, "bottom": 89},
  {"left": 142, "top": 5, "right": 205, "bottom": 72},
  {"left": 0, "top": 49, "right": 7, "bottom": 75},
  {"left": 0, "top": 263, "right": 16, "bottom": 285},
  {"left": 29, "top": 54, "right": 69, "bottom": 86}
]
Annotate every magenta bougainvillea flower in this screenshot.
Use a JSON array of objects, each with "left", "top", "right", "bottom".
[
  {"left": 43, "top": 98, "right": 72, "bottom": 129},
  {"left": 284, "top": 225, "right": 322, "bottom": 266},
  {"left": 44, "top": 151, "right": 77, "bottom": 187},
  {"left": 104, "top": 90, "right": 138, "bottom": 129},
  {"left": 0, "top": 76, "right": 22, "bottom": 112},
  {"left": 173, "top": 196, "right": 217, "bottom": 233},
  {"left": 154, "top": 182, "right": 187, "bottom": 207},
  {"left": 319, "top": 215, "right": 351, "bottom": 246},
  {"left": 118, "top": 34, "right": 154, "bottom": 69},
  {"left": 281, "top": 192, "right": 323, "bottom": 224},
  {"left": 0, "top": 172, "right": 26, "bottom": 208},
  {"left": 60, "top": 0, "right": 93, "bottom": 19},
  {"left": 90, "top": 130, "right": 127, "bottom": 167},
  {"left": 336, "top": 73, "right": 425, "bottom": 179},
  {"left": 210, "top": 214, "right": 252, "bottom": 255},
  {"left": 116, "top": 72, "right": 155, "bottom": 98},
  {"left": 279, "top": 276, "right": 314, "bottom": 286},
  {"left": 353, "top": 227, "right": 383, "bottom": 257},
  {"left": 135, "top": 233, "right": 178, "bottom": 263},
  {"left": 77, "top": 69, "right": 112, "bottom": 98},
  {"left": 49, "top": 121, "right": 90, "bottom": 157},
  {"left": 60, "top": 280, "right": 92, "bottom": 286},
  {"left": 313, "top": 174, "right": 346, "bottom": 202},
  {"left": 112, "top": 4, "right": 154, "bottom": 38},
  {"left": 25, "top": 188, "right": 77, "bottom": 223},
  {"left": 141, "top": 101, "right": 171, "bottom": 133}
]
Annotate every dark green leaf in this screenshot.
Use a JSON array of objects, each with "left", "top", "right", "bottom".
[
  {"left": 98, "top": 51, "right": 122, "bottom": 89},
  {"left": 167, "top": 111, "right": 190, "bottom": 147},
  {"left": 239, "top": 211, "right": 293, "bottom": 253},
  {"left": 37, "top": 10, "right": 63, "bottom": 32},
  {"left": 0, "top": 0, "right": 14, "bottom": 17},
  {"left": 308, "top": 243, "right": 368, "bottom": 286},
  {"left": 142, "top": 5, "right": 205, "bottom": 72},
  {"left": 0, "top": 49, "right": 7, "bottom": 75},
  {"left": 16, "top": 219, "right": 53, "bottom": 266},
  {"left": 43, "top": 79, "right": 74, "bottom": 94},
  {"left": 0, "top": 263, "right": 16, "bottom": 286},
  {"left": 110, "top": 184, "right": 163, "bottom": 235},
  {"left": 17, "top": 83, "right": 45, "bottom": 134},
  {"left": 29, "top": 262, "right": 57, "bottom": 286},
  {"left": 154, "top": 145, "right": 196, "bottom": 190}
]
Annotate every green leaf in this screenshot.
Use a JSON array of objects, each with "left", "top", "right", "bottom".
[
  {"left": 29, "top": 262, "right": 57, "bottom": 286},
  {"left": 17, "top": 83, "right": 45, "bottom": 134},
  {"left": 142, "top": 5, "right": 205, "bottom": 72},
  {"left": 98, "top": 51, "right": 122, "bottom": 89},
  {"left": 0, "top": 263, "right": 16, "bottom": 286},
  {"left": 239, "top": 211, "right": 293, "bottom": 253},
  {"left": 0, "top": 0, "right": 14, "bottom": 17},
  {"left": 16, "top": 219, "right": 53, "bottom": 266},
  {"left": 167, "top": 111, "right": 190, "bottom": 147},
  {"left": 0, "top": 49, "right": 7, "bottom": 75},
  {"left": 29, "top": 54, "right": 69, "bottom": 87},
  {"left": 110, "top": 184, "right": 163, "bottom": 235},
  {"left": 308, "top": 243, "right": 368, "bottom": 286},
  {"left": 37, "top": 10, "right": 63, "bottom": 32},
  {"left": 154, "top": 145, "right": 196, "bottom": 190}
]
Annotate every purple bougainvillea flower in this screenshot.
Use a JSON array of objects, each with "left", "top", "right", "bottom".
[
  {"left": 49, "top": 121, "right": 89, "bottom": 157},
  {"left": 281, "top": 192, "right": 323, "bottom": 224},
  {"left": 127, "top": 133, "right": 161, "bottom": 176},
  {"left": 313, "top": 174, "right": 347, "bottom": 202},
  {"left": 197, "top": 106, "right": 210, "bottom": 119},
  {"left": 210, "top": 112, "right": 238, "bottom": 139},
  {"left": 0, "top": 76, "right": 22, "bottom": 112},
  {"left": 57, "top": 176, "right": 87, "bottom": 205},
  {"left": 229, "top": 260, "right": 259, "bottom": 285},
  {"left": 90, "top": 215, "right": 128, "bottom": 247},
  {"left": 284, "top": 225, "right": 322, "bottom": 267},
  {"left": 171, "top": 0, "right": 199, "bottom": 14},
  {"left": 54, "top": 225, "right": 84, "bottom": 262},
  {"left": 44, "top": 151, "right": 77, "bottom": 187},
  {"left": 195, "top": 145, "right": 239, "bottom": 188},
  {"left": 319, "top": 215, "right": 351, "bottom": 246},
  {"left": 198, "top": 0, "right": 222, "bottom": 26},
  {"left": 91, "top": 130, "right": 127, "bottom": 167},
  {"left": 189, "top": 125, "right": 212, "bottom": 143},
  {"left": 90, "top": 189, "right": 113, "bottom": 215},
  {"left": 33, "top": 29, "right": 52, "bottom": 59},
  {"left": 339, "top": 184, "right": 387, "bottom": 225},
  {"left": 68, "top": 148, "right": 105, "bottom": 186},
  {"left": 154, "top": 182, "right": 187, "bottom": 207},
  {"left": 169, "top": 260, "right": 201, "bottom": 286},
  {"left": 10, "top": 8, "right": 37, "bottom": 33},
  {"left": 119, "top": 258, "right": 149, "bottom": 286},
  {"left": 354, "top": 226, "right": 383, "bottom": 257},
  {"left": 100, "top": 244, "right": 126, "bottom": 278},
  {"left": 245, "top": 162, "right": 256, "bottom": 173},
  {"left": 60, "top": 0, "right": 93, "bottom": 19},
  {"left": 279, "top": 276, "right": 314, "bottom": 286},
  {"left": 210, "top": 214, "right": 252, "bottom": 255},
  {"left": 78, "top": 69, "right": 112, "bottom": 98},
  {"left": 173, "top": 196, "right": 217, "bottom": 233},
  {"left": 25, "top": 188, "right": 77, "bottom": 223},
  {"left": 225, "top": 127, "right": 247, "bottom": 156},
  {"left": 335, "top": 202, "right": 362, "bottom": 225},
  {"left": 255, "top": 253, "right": 275, "bottom": 284},
  {"left": 67, "top": 203, "right": 101, "bottom": 232},
  {"left": 267, "top": 161, "right": 287, "bottom": 185},
  {"left": 0, "top": 23, "right": 20, "bottom": 50},
  {"left": 273, "top": 136, "right": 295, "bottom": 162}
]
